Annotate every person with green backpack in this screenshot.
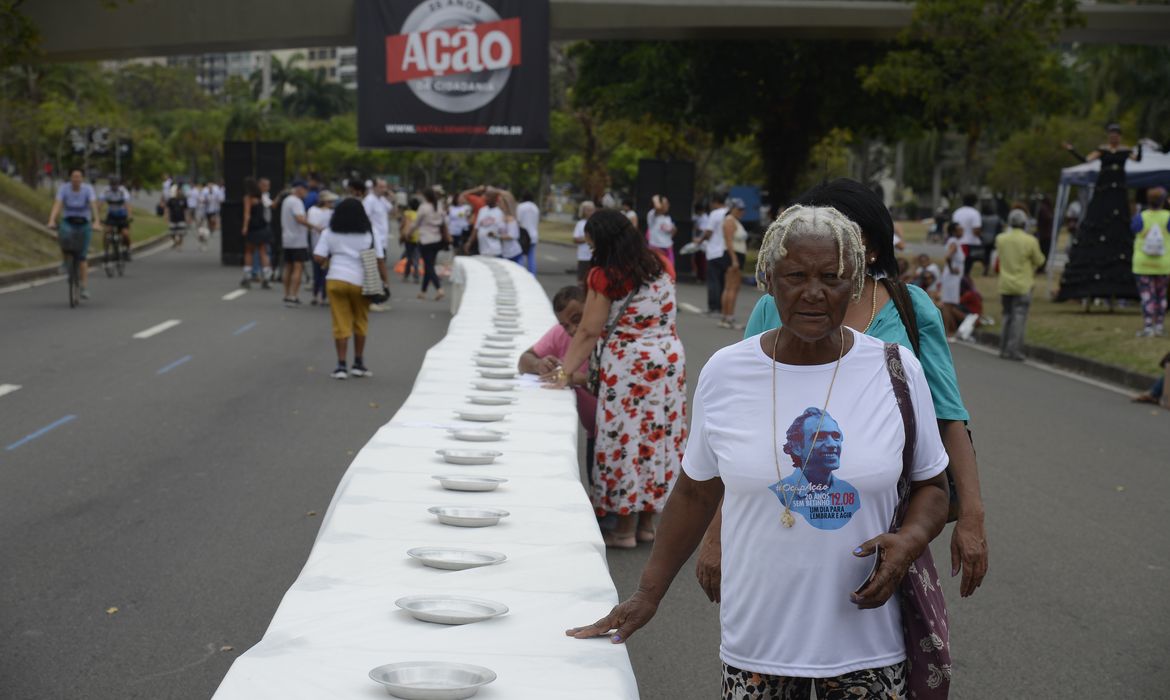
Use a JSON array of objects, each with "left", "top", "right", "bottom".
[{"left": 1132, "top": 186, "right": 1170, "bottom": 338}]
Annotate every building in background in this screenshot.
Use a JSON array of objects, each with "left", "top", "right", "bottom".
[{"left": 106, "top": 48, "right": 357, "bottom": 96}]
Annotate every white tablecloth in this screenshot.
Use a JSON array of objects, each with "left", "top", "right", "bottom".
[{"left": 213, "top": 257, "right": 638, "bottom": 699}]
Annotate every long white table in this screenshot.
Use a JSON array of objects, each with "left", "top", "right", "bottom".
[{"left": 212, "top": 257, "right": 638, "bottom": 699}]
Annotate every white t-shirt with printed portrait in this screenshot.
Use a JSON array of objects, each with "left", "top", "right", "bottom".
[{"left": 683, "top": 330, "right": 947, "bottom": 678}]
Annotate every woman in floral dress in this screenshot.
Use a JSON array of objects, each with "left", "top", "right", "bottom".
[{"left": 547, "top": 209, "right": 687, "bottom": 548}]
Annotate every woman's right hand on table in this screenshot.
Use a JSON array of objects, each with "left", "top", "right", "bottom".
[{"left": 565, "top": 592, "right": 659, "bottom": 644}]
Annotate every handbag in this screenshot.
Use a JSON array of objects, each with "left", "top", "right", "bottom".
[
  {"left": 881, "top": 278, "right": 965, "bottom": 523},
  {"left": 360, "top": 232, "right": 389, "bottom": 303},
  {"left": 884, "top": 343, "right": 952, "bottom": 699},
  {"left": 586, "top": 284, "right": 640, "bottom": 396}
]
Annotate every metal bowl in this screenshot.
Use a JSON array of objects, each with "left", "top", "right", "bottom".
[
  {"left": 474, "top": 358, "right": 510, "bottom": 369},
  {"left": 454, "top": 409, "right": 509, "bottom": 422},
  {"left": 483, "top": 334, "right": 514, "bottom": 343},
  {"left": 407, "top": 546, "right": 507, "bottom": 570},
  {"left": 475, "top": 369, "right": 516, "bottom": 380},
  {"left": 395, "top": 595, "right": 508, "bottom": 625},
  {"left": 435, "top": 448, "right": 502, "bottom": 465},
  {"left": 448, "top": 428, "right": 507, "bottom": 442},
  {"left": 432, "top": 475, "right": 508, "bottom": 492},
  {"left": 493, "top": 328, "right": 525, "bottom": 336},
  {"left": 494, "top": 309, "right": 520, "bottom": 317},
  {"left": 467, "top": 394, "right": 516, "bottom": 406},
  {"left": 470, "top": 381, "right": 515, "bottom": 392},
  {"left": 481, "top": 341, "right": 515, "bottom": 350},
  {"left": 475, "top": 349, "right": 512, "bottom": 358},
  {"left": 369, "top": 661, "right": 497, "bottom": 700},
  {"left": 428, "top": 506, "right": 510, "bottom": 527}
]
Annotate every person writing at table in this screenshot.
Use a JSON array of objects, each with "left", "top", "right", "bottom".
[{"left": 567, "top": 205, "right": 951, "bottom": 699}]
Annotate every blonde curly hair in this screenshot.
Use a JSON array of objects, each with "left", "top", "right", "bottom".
[{"left": 755, "top": 204, "right": 866, "bottom": 301}]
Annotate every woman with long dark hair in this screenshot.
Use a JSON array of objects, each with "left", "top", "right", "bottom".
[
  {"left": 546, "top": 209, "right": 687, "bottom": 548},
  {"left": 312, "top": 198, "right": 387, "bottom": 380},
  {"left": 240, "top": 177, "right": 272, "bottom": 289},
  {"left": 409, "top": 188, "right": 447, "bottom": 301}
]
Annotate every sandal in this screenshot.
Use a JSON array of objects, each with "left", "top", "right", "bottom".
[{"left": 603, "top": 531, "right": 637, "bottom": 549}]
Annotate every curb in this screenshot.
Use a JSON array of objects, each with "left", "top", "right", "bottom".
[
  {"left": 0, "top": 232, "right": 172, "bottom": 290},
  {"left": 970, "top": 328, "right": 1157, "bottom": 392}
]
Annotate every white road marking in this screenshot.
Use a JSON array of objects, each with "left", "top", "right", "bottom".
[
  {"left": 954, "top": 342, "right": 1134, "bottom": 397},
  {"left": 0, "top": 384, "right": 22, "bottom": 398},
  {"left": 222, "top": 289, "right": 247, "bottom": 301},
  {"left": 133, "top": 319, "right": 181, "bottom": 339},
  {"left": 542, "top": 254, "right": 558, "bottom": 262},
  {"left": 679, "top": 302, "right": 703, "bottom": 314}
]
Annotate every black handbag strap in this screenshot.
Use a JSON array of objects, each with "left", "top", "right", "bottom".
[
  {"left": 884, "top": 342, "right": 916, "bottom": 530},
  {"left": 880, "top": 278, "right": 921, "bottom": 358}
]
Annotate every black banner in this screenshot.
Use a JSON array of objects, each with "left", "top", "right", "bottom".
[{"left": 356, "top": 0, "right": 549, "bottom": 152}]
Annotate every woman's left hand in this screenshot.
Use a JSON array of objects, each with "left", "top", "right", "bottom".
[{"left": 849, "top": 531, "right": 926, "bottom": 610}]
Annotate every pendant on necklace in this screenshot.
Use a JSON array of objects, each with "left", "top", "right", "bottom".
[{"left": 781, "top": 510, "right": 796, "bottom": 528}]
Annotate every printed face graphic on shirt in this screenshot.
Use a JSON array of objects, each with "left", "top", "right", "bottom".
[{"left": 768, "top": 408, "right": 861, "bottom": 531}]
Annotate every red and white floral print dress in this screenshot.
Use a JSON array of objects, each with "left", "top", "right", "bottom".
[{"left": 588, "top": 267, "right": 687, "bottom": 516}]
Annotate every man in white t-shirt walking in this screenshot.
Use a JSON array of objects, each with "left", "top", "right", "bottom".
[
  {"left": 362, "top": 180, "right": 394, "bottom": 310},
  {"left": 516, "top": 191, "right": 540, "bottom": 275},
  {"left": 951, "top": 193, "right": 983, "bottom": 276},
  {"left": 699, "top": 193, "right": 729, "bottom": 314},
  {"left": 573, "top": 200, "right": 596, "bottom": 283},
  {"left": 472, "top": 190, "right": 505, "bottom": 258},
  {"left": 280, "top": 180, "right": 311, "bottom": 307}
]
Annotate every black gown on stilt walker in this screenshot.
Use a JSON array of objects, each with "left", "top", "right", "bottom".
[{"left": 1057, "top": 149, "right": 1139, "bottom": 301}]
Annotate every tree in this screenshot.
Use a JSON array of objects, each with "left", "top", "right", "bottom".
[
  {"left": 861, "top": 0, "right": 1082, "bottom": 180},
  {"left": 1073, "top": 44, "right": 1170, "bottom": 145},
  {"left": 570, "top": 40, "right": 911, "bottom": 201}
]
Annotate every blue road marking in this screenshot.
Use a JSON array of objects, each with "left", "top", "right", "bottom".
[
  {"left": 5, "top": 414, "right": 77, "bottom": 451},
  {"left": 233, "top": 321, "right": 257, "bottom": 336},
  {"left": 157, "top": 355, "right": 193, "bottom": 375}
]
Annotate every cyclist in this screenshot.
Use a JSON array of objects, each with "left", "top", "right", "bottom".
[
  {"left": 47, "top": 168, "right": 100, "bottom": 299},
  {"left": 102, "top": 177, "right": 132, "bottom": 261}
]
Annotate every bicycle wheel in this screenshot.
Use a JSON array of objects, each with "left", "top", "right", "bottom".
[
  {"left": 104, "top": 233, "right": 115, "bottom": 278},
  {"left": 115, "top": 238, "right": 125, "bottom": 276},
  {"left": 68, "top": 253, "right": 80, "bottom": 308}
]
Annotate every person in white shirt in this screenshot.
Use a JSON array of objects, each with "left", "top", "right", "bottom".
[
  {"left": 700, "top": 193, "right": 730, "bottom": 314},
  {"left": 280, "top": 180, "right": 311, "bottom": 306},
  {"left": 573, "top": 200, "right": 596, "bottom": 283},
  {"left": 621, "top": 199, "right": 638, "bottom": 229},
  {"left": 719, "top": 198, "right": 749, "bottom": 330},
  {"left": 312, "top": 198, "right": 386, "bottom": 380},
  {"left": 912, "top": 252, "right": 942, "bottom": 297},
  {"left": 204, "top": 179, "right": 221, "bottom": 235},
  {"left": 362, "top": 179, "right": 393, "bottom": 250},
  {"left": 447, "top": 199, "right": 471, "bottom": 249},
  {"left": 951, "top": 193, "right": 982, "bottom": 276},
  {"left": 646, "top": 194, "right": 677, "bottom": 264},
  {"left": 470, "top": 190, "right": 506, "bottom": 258},
  {"left": 939, "top": 221, "right": 966, "bottom": 335},
  {"left": 306, "top": 190, "right": 337, "bottom": 305},
  {"left": 516, "top": 191, "right": 541, "bottom": 275},
  {"left": 567, "top": 205, "right": 950, "bottom": 700}
]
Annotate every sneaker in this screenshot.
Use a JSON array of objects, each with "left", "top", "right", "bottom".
[
  {"left": 1156, "top": 325, "right": 1166, "bottom": 337},
  {"left": 350, "top": 365, "right": 373, "bottom": 378},
  {"left": 1136, "top": 327, "right": 1155, "bottom": 338},
  {"left": 283, "top": 297, "right": 297, "bottom": 307},
  {"left": 717, "top": 318, "right": 732, "bottom": 329},
  {"left": 261, "top": 280, "right": 271, "bottom": 290},
  {"left": 310, "top": 298, "right": 319, "bottom": 306},
  {"left": 331, "top": 367, "right": 348, "bottom": 380},
  {"left": 80, "top": 287, "right": 90, "bottom": 300}
]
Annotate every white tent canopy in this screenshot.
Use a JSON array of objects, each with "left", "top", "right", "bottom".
[{"left": 1047, "top": 147, "right": 1170, "bottom": 286}]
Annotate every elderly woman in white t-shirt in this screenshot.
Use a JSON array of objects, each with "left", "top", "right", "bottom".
[{"left": 568, "top": 205, "right": 952, "bottom": 699}]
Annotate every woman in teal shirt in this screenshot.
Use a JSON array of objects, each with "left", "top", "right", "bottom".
[{"left": 695, "top": 179, "right": 989, "bottom": 600}]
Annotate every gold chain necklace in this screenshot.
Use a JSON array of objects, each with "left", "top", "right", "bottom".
[
  {"left": 861, "top": 277, "right": 878, "bottom": 333},
  {"left": 770, "top": 326, "right": 846, "bottom": 528}
]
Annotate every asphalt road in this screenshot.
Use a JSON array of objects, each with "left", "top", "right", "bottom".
[{"left": 1, "top": 240, "right": 1167, "bottom": 699}]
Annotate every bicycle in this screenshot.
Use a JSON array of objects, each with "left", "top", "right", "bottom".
[
  {"left": 58, "top": 228, "right": 85, "bottom": 308},
  {"left": 103, "top": 220, "right": 129, "bottom": 278}
]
